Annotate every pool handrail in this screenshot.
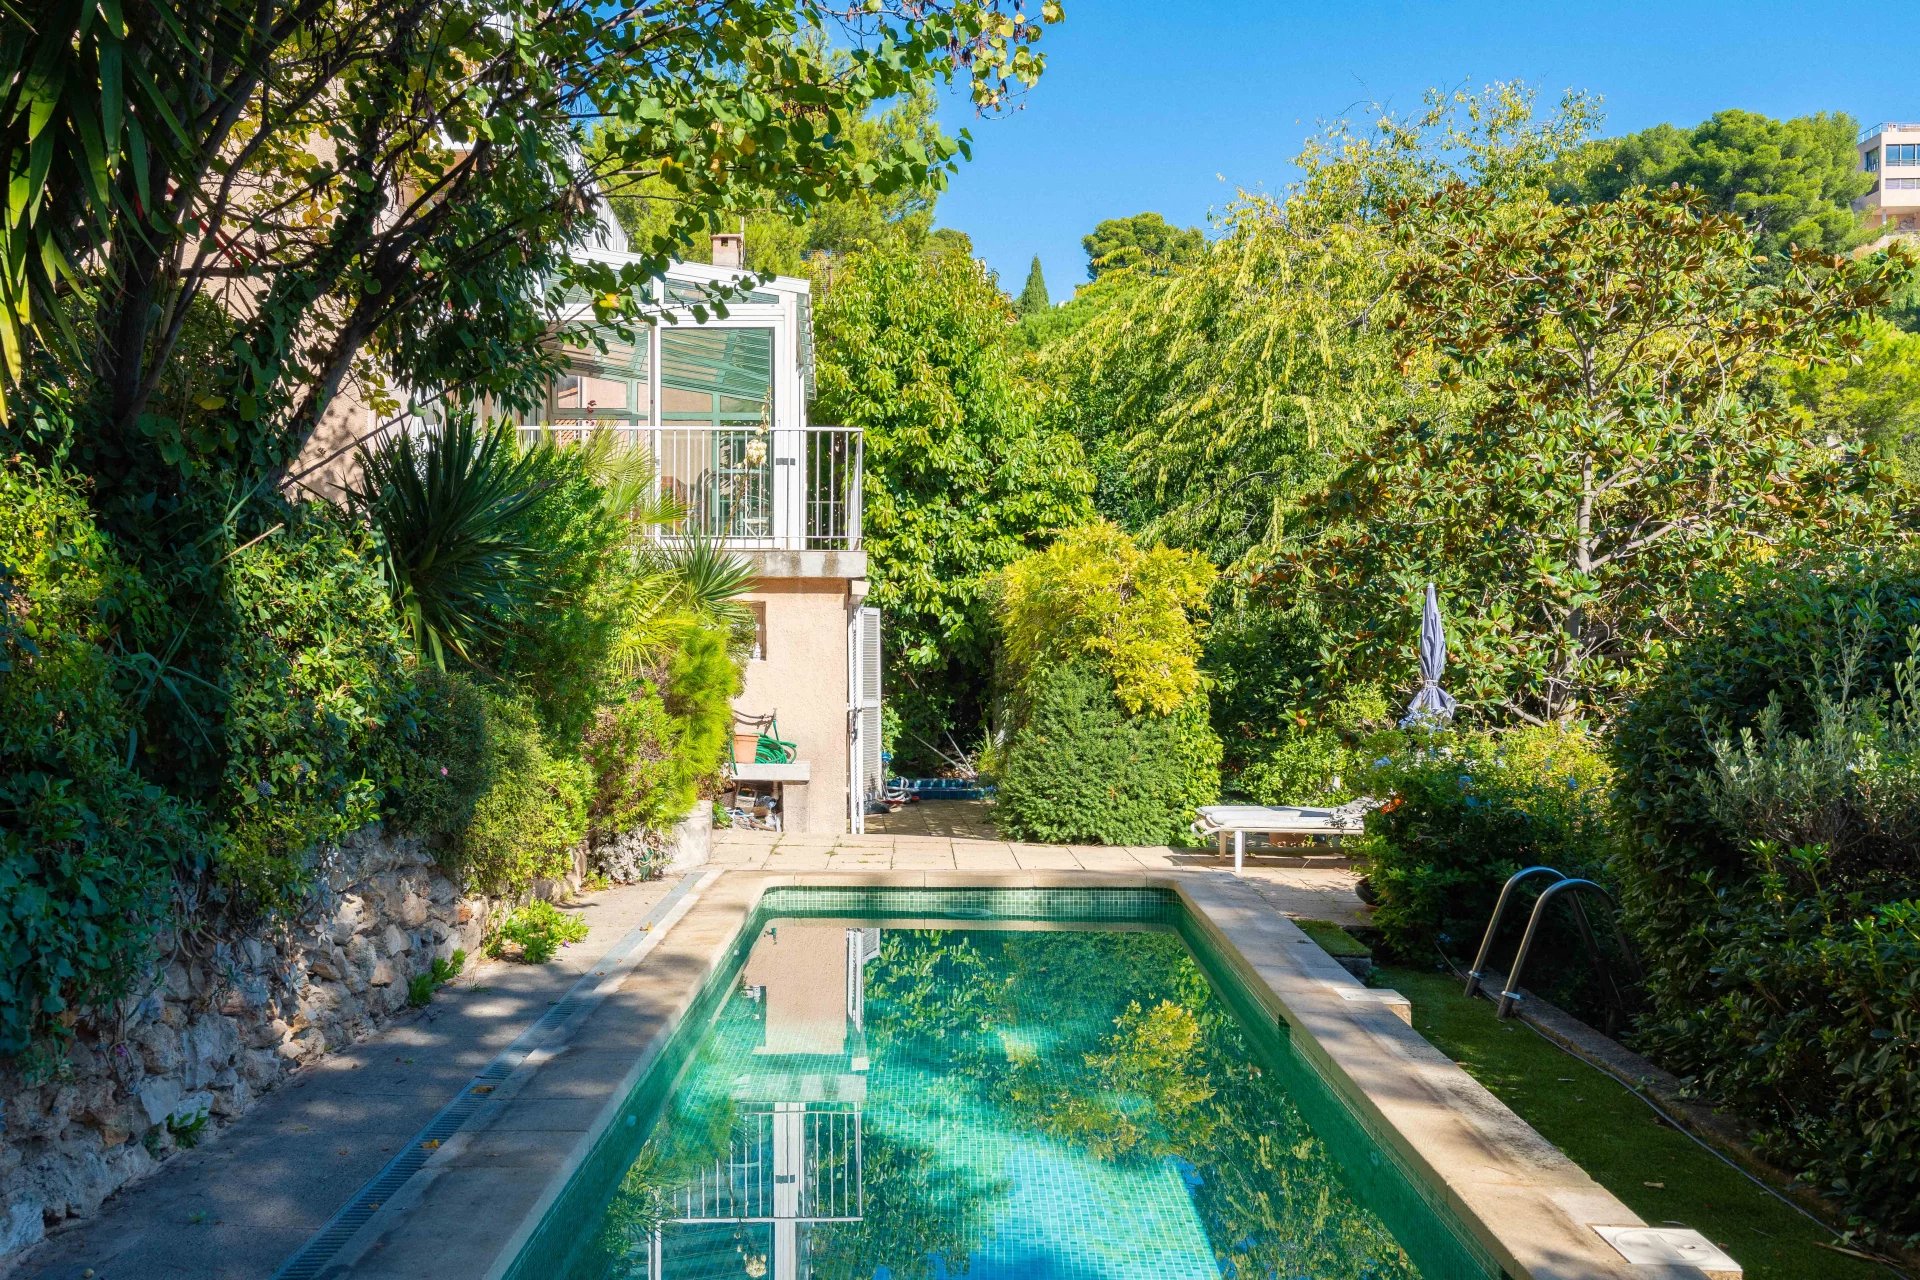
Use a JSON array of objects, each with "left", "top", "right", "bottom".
[
  {"left": 1494, "top": 878, "right": 1631, "bottom": 1020},
  {"left": 1462, "top": 866, "right": 1565, "bottom": 998}
]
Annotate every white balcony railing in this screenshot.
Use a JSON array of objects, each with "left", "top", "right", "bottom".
[
  {"left": 515, "top": 422, "right": 862, "bottom": 552},
  {"left": 1861, "top": 122, "right": 1920, "bottom": 143}
]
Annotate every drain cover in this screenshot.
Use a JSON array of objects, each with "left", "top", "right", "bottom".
[{"left": 1594, "top": 1225, "right": 1741, "bottom": 1272}]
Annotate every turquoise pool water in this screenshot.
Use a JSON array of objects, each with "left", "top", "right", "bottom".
[{"left": 507, "top": 888, "right": 1503, "bottom": 1280}]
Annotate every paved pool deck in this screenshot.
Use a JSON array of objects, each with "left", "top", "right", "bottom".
[
  {"left": 10, "top": 881, "right": 676, "bottom": 1280},
  {"left": 710, "top": 826, "right": 1372, "bottom": 925}
]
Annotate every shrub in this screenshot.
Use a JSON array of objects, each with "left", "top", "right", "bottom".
[
  {"left": 997, "top": 522, "right": 1213, "bottom": 716},
  {"left": 1209, "top": 600, "right": 1397, "bottom": 806},
  {"left": 459, "top": 694, "right": 589, "bottom": 896},
  {"left": 1614, "top": 569, "right": 1920, "bottom": 1242},
  {"left": 992, "top": 524, "right": 1221, "bottom": 845},
  {"left": 490, "top": 899, "right": 590, "bottom": 964},
  {"left": 1640, "top": 855, "right": 1920, "bottom": 1243},
  {"left": 661, "top": 622, "right": 739, "bottom": 788},
  {"left": 1699, "top": 658, "right": 1920, "bottom": 886},
  {"left": 583, "top": 621, "right": 739, "bottom": 845},
  {"left": 350, "top": 415, "right": 552, "bottom": 672},
  {"left": 995, "top": 659, "right": 1220, "bottom": 845},
  {"left": 1354, "top": 724, "right": 1619, "bottom": 958},
  {"left": 583, "top": 683, "right": 680, "bottom": 840},
  {"left": 1614, "top": 560, "right": 1920, "bottom": 917},
  {"left": 1235, "top": 729, "right": 1354, "bottom": 807},
  {"left": 492, "top": 439, "right": 635, "bottom": 742},
  {"left": 380, "top": 667, "right": 492, "bottom": 840},
  {"left": 214, "top": 507, "right": 413, "bottom": 913},
  {"left": 1, "top": 462, "right": 187, "bottom": 1054}
]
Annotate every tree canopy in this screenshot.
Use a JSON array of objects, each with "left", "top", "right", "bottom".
[
  {"left": 1081, "top": 211, "right": 1205, "bottom": 279},
  {"left": 596, "top": 79, "right": 957, "bottom": 278},
  {"left": 1556, "top": 109, "right": 1874, "bottom": 259},
  {"left": 1015, "top": 256, "right": 1052, "bottom": 316},
  {"left": 1032, "top": 84, "right": 1602, "bottom": 568},
  {"left": 1, "top": 0, "right": 1060, "bottom": 489},
  {"left": 1264, "top": 185, "right": 1910, "bottom": 723}
]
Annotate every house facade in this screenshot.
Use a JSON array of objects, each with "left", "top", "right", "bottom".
[
  {"left": 293, "top": 222, "right": 884, "bottom": 836},
  {"left": 1858, "top": 121, "right": 1920, "bottom": 233}
]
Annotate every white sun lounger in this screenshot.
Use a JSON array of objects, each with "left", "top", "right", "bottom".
[{"left": 1193, "top": 804, "right": 1364, "bottom": 873}]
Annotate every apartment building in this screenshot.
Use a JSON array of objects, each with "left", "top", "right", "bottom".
[{"left": 1858, "top": 122, "right": 1920, "bottom": 233}]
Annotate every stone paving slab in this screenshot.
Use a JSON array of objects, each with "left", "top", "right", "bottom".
[{"left": 709, "top": 829, "right": 1368, "bottom": 925}]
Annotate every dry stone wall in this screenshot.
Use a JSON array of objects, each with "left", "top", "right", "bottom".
[{"left": 0, "top": 827, "right": 503, "bottom": 1260}]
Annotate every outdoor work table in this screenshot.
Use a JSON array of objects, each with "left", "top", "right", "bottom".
[{"left": 1193, "top": 804, "right": 1358, "bottom": 872}]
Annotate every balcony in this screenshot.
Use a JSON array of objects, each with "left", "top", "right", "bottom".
[{"left": 515, "top": 422, "right": 862, "bottom": 552}]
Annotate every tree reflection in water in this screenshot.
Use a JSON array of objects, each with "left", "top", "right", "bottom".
[{"left": 574, "top": 924, "right": 1444, "bottom": 1280}]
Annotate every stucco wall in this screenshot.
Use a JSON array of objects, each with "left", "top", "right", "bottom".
[
  {"left": 285, "top": 383, "right": 378, "bottom": 504},
  {"left": 737, "top": 577, "right": 852, "bottom": 834}
]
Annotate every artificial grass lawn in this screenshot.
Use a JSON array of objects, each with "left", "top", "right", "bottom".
[
  {"left": 1294, "top": 917, "right": 1372, "bottom": 958},
  {"left": 1378, "top": 966, "right": 1897, "bottom": 1280}
]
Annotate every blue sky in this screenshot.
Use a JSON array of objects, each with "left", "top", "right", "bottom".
[{"left": 934, "top": 1, "right": 1912, "bottom": 302}]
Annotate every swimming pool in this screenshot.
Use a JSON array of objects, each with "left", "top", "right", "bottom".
[{"left": 503, "top": 887, "right": 1504, "bottom": 1280}]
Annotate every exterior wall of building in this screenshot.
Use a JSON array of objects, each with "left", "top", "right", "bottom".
[
  {"left": 736, "top": 575, "right": 859, "bottom": 834},
  {"left": 285, "top": 382, "right": 380, "bottom": 503},
  {"left": 740, "top": 924, "right": 850, "bottom": 1055},
  {"left": 1858, "top": 124, "right": 1920, "bottom": 233}
]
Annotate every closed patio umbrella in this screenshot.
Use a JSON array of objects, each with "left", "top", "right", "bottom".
[{"left": 1400, "top": 583, "right": 1458, "bottom": 728}]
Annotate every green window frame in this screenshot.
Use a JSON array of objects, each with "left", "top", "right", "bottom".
[
  {"left": 659, "top": 327, "right": 775, "bottom": 427},
  {"left": 549, "top": 323, "right": 651, "bottom": 423}
]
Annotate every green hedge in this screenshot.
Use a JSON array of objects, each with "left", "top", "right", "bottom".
[
  {"left": 583, "top": 683, "right": 679, "bottom": 840},
  {"left": 995, "top": 659, "right": 1219, "bottom": 846},
  {"left": 458, "top": 694, "right": 590, "bottom": 896},
  {"left": 1612, "top": 560, "right": 1920, "bottom": 1243},
  {"left": 582, "top": 622, "right": 738, "bottom": 846},
  {"left": 380, "top": 667, "right": 492, "bottom": 840},
  {"left": 1614, "top": 561, "right": 1920, "bottom": 909},
  {"left": 213, "top": 508, "right": 414, "bottom": 912}
]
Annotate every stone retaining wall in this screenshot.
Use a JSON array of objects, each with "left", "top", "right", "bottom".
[
  {"left": 0, "top": 801, "right": 714, "bottom": 1264},
  {"left": 0, "top": 828, "right": 501, "bottom": 1260}
]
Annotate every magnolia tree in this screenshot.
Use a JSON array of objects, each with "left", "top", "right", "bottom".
[
  {"left": 1, "top": 0, "right": 1060, "bottom": 505},
  {"left": 1265, "top": 184, "right": 1915, "bottom": 723}
]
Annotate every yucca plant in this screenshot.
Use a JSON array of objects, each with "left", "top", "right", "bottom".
[
  {"left": 350, "top": 415, "right": 552, "bottom": 670},
  {"left": 354, "top": 416, "right": 745, "bottom": 679}
]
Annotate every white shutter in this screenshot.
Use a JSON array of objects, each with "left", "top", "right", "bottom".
[
  {"left": 847, "top": 606, "right": 883, "bottom": 834},
  {"left": 858, "top": 606, "right": 883, "bottom": 804}
]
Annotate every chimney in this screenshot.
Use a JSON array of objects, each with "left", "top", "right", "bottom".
[{"left": 711, "top": 231, "right": 744, "bottom": 269}]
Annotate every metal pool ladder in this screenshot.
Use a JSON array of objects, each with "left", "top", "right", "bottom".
[{"left": 1463, "top": 866, "right": 1638, "bottom": 1023}]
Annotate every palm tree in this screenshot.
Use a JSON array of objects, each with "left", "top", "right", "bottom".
[{"left": 611, "top": 537, "right": 758, "bottom": 673}]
